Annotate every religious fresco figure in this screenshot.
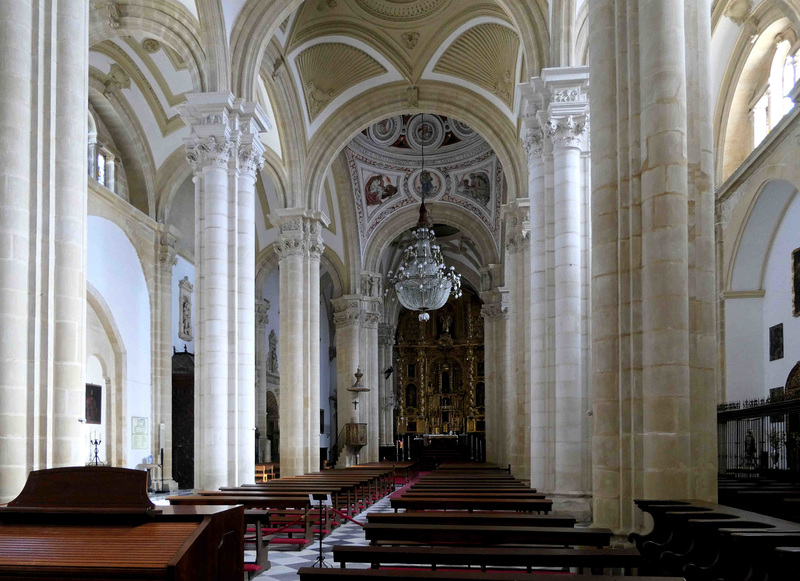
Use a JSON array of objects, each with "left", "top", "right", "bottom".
[
  {"left": 365, "top": 174, "right": 398, "bottom": 206},
  {"left": 457, "top": 171, "right": 491, "bottom": 206}
]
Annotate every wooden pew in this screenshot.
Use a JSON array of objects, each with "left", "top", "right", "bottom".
[
  {"left": 363, "top": 523, "right": 612, "bottom": 548},
  {"left": 0, "top": 467, "right": 243, "bottom": 581},
  {"left": 631, "top": 498, "right": 800, "bottom": 580},
  {"left": 298, "top": 568, "right": 681, "bottom": 580},
  {"left": 332, "top": 545, "right": 645, "bottom": 574},
  {"left": 169, "top": 493, "right": 314, "bottom": 549},
  {"left": 400, "top": 491, "right": 546, "bottom": 498},
  {"left": 390, "top": 497, "right": 552, "bottom": 513},
  {"left": 366, "top": 511, "right": 576, "bottom": 528}
]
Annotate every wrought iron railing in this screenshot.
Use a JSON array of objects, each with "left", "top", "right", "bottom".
[{"left": 717, "top": 392, "right": 800, "bottom": 476}]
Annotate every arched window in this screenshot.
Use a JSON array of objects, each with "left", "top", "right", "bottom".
[{"left": 753, "top": 38, "right": 798, "bottom": 147}]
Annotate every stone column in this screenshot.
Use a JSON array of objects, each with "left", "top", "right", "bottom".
[
  {"left": 255, "top": 299, "right": 270, "bottom": 462},
  {"left": 153, "top": 227, "right": 178, "bottom": 489},
  {"left": 333, "top": 297, "right": 362, "bottom": 467},
  {"left": 378, "top": 324, "right": 396, "bottom": 447},
  {"left": 0, "top": 0, "right": 89, "bottom": 500},
  {"left": 361, "top": 311, "right": 380, "bottom": 463},
  {"left": 306, "top": 223, "right": 324, "bottom": 473},
  {"left": 587, "top": 0, "right": 716, "bottom": 532},
  {"left": 480, "top": 289, "right": 509, "bottom": 466},
  {"left": 522, "top": 122, "right": 552, "bottom": 492},
  {"left": 236, "top": 135, "right": 265, "bottom": 483},
  {"left": 545, "top": 93, "right": 588, "bottom": 499},
  {"left": 271, "top": 210, "right": 327, "bottom": 476},
  {"left": 180, "top": 94, "right": 270, "bottom": 489}
]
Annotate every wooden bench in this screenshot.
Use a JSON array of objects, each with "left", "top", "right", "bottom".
[
  {"left": 631, "top": 498, "right": 800, "bottom": 580},
  {"left": 400, "top": 491, "right": 546, "bottom": 499},
  {"left": 0, "top": 467, "right": 244, "bottom": 581},
  {"left": 332, "top": 545, "right": 645, "bottom": 574},
  {"left": 390, "top": 497, "right": 552, "bottom": 513},
  {"left": 366, "top": 511, "right": 576, "bottom": 528},
  {"left": 297, "top": 568, "right": 681, "bottom": 580},
  {"left": 364, "top": 523, "right": 613, "bottom": 548}
]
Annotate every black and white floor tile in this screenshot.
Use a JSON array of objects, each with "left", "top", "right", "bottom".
[{"left": 253, "top": 494, "right": 396, "bottom": 580}]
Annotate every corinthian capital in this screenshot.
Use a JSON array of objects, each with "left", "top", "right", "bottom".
[
  {"left": 186, "top": 135, "right": 232, "bottom": 173},
  {"left": 522, "top": 127, "right": 544, "bottom": 162},
  {"left": 545, "top": 115, "right": 587, "bottom": 150},
  {"left": 238, "top": 142, "right": 265, "bottom": 177}
]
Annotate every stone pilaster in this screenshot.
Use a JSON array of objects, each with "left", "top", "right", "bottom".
[
  {"left": 271, "top": 209, "right": 327, "bottom": 476},
  {"left": 480, "top": 288, "right": 510, "bottom": 467},
  {"left": 0, "top": 0, "right": 89, "bottom": 502},
  {"left": 587, "top": 0, "right": 716, "bottom": 533},
  {"left": 332, "top": 295, "right": 380, "bottom": 466},
  {"left": 255, "top": 298, "right": 270, "bottom": 463},
  {"left": 378, "top": 324, "right": 396, "bottom": 447},
  {"left": 179, "top": 93, "right": 270, "bottom": 488},
  {"left": 501, "top": 202, "right": 531, "bottom": 479},
  {"left": 153, "top": 226, "right": 178, "bottom": 490}
]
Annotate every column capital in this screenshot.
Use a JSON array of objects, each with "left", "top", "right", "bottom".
[
  {"left": 331, "top": 295, "right": 380, "bottom": 329},
  {"left": 178, "top": 92, "right": 271, "bottom": 175},
  {"left": 360, "top": 271, "right": 383, "bottom": 300},
  {"left": 545, "top": 114, "right": 588, "bottom": 150},
  {"left": 522, "top": 126, "right": 545, "bottom": 164},
  {"left": 480, "top": 288, "right": 510, "bottom": 319},
  {"left": 378, "top": 323, "right": 396, "bottom": 346},
  {"left": 270, "top": 208, "right": 329, "bottom": 261},
  {"left": 156, "top": 226, "right": 178, "bottom": 272},
  {"left": 502, "top": 200, "right": 531, "bottom": 254},
  {"left": 255, "top": 298, "right": 270, "bottom": 329}
]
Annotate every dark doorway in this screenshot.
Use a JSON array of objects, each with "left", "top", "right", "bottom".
[{"left": 172, "top": 348, "right": 194, "bottom": 489}]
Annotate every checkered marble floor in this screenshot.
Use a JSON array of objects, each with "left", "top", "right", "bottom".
[{"left": 253, "top": 493, "right": 397, "bottom": 580}]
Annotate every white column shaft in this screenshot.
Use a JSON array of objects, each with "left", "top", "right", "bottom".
[
  {"left": 529, "top": 155, "right": 550, "bottom": 490},
  {"left": 307, "top": 253, "right": 321, "bottom": 473},
  {"left": 0, "top": 0, "right": 34, "bottom": 501},
  {"left": 279, "top": 250, "right": 304, "bottom": 477},
  {"left": 198, "top": 165, "right": 230, "bottom": 489},
  {"left": 553, "top": 144, "right": 583, "bottom": 493},
  {"left": 237, "top": 170, "right": 257, "bottom": 484}
]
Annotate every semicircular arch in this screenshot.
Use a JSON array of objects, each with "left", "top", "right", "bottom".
[
  {"left": 364, "top": 203, "right": 500, "bottom": 275},
  {"left": 301, "top": 80, "right": 525, "bottom": 213}
]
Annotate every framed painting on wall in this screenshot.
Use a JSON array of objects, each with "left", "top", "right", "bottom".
[
  {"left": 85, "top": 384, "right": 101, "bottom": 425},
  {"left": 770, "top": 324, "right": 784, "bottom": 361},
  {"left": 793, "top": 247, "right": 800, "bottom": 317},
  {"left": 131, "top": 416, "right": 148, "bottom": 450}
]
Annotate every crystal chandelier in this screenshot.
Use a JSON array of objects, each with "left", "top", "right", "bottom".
[{"left": 388, "top": 115, "right": 462, "bottom": 322}]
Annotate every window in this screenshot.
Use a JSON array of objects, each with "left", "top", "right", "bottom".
[
  {"left": 96, "top": 153, "right": 106, "bottom": 186},
  {"left": 753, "top": 39, "right": 798, "bottom": 147}
]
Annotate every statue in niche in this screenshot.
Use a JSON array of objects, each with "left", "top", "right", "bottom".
[
  {"left": 178, "top": 276, "right": 193, "bottom": 342},
  {"left": 457, "top": 172, "right": 491, "bottom": 206},
  {"left": 405, "top": 383, "right": 417, "bottom": 409},
  {"left": 268, "top": 330, "right": 278, "bottom": 372},
  {"left": 440, "top": 313, "right": 453, "bottom": 335}
]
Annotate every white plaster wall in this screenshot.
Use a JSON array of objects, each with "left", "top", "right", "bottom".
[
  {"left": 725, "top": 298, "right": 766, "bottom": 400},
  {"left": 87, "top": 216, "right": 152, "bottom": 467},
  {"left": 168, "top": 177, "right": 195, "bottom": 259},
  {"left": 172, "top": 256, "right": 196, "bottom": 353},
  {"left": 763, "top": 194, "right": 800, "bottom": 390}
]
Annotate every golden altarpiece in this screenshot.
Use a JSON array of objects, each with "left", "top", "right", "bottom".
[{"left": 395, "top": 290, "right": 486, "bottom": 436}]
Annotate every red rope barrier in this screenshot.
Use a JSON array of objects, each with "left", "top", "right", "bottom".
[
  {"left": 328, "top": 506, "right": 365, "bottom": 527},
  {"left": 261, "top": 513, "right": 306, "bottom": 535}
]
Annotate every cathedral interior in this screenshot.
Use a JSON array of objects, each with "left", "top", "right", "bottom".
[{"left": 3, "top": 0, "right": 800, "bottom": 545}]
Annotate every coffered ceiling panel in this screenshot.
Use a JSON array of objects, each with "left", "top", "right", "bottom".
[{"left": 295, "top": 43, "right": 387, "bottom": 122}]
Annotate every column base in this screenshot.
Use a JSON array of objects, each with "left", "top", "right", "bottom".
[{"left": 548, "top": 491, "right": 592, "bottom": 523}]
